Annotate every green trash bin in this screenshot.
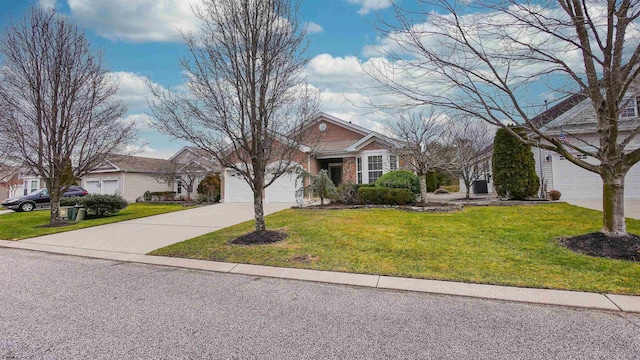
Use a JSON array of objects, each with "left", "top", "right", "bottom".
[{"left": 67, "top": 206, "right": 77, "bottom": 221}]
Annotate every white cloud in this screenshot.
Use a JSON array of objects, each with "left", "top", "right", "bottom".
[
  {"left": 124, "top": 144, "right": 176, "bottom": 159},
  {"left": 38, "top": 0, "right": 57, "bottom": 9},
  {"left": 108, "top": 71, "right": 165, "bottom": 113},
  {"left": 346, "top": 0, "right": 393, "bottom": 15},
  {"left": 67, "top": 0, "right": 202, "bottom": 42},
  {"left": 305, "top": 21, "right": 324, "bottom": 34},
  {"left": 120, "top": 113, "right": 155, "bottom": 131}
]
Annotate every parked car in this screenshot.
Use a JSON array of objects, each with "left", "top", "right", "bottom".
[{"left": 1, "top": 186, "right": 89, "bottom": 212}]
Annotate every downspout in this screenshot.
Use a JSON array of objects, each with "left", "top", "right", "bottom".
[
  {"left": 537, "top": 140, "right": 544, "bottom": 199},
  {"left": 122, "top": 170, "right": 127, "bottom": 200},
  {"left": 307, "top": 154, "right": 312, "bottom": 201}
]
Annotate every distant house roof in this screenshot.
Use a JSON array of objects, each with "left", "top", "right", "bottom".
[{"left": 99, "top": 155, "right": 173, "bottom": 174}]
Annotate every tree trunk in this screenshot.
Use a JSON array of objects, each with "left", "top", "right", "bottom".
[
  {"left": 419, "top": 173, "right": 427, "bottom": 205},
  {"left": 50, "top": 193, "right": 61, "bottom": 225},
  {"left": 253, "top": 173, "right": 266, "bottom": 232},
  {"left": 465, "top": 180, "right": 471, "bottom": 200},
  {"left": 601, "top": 171, "right": 627, "bottom": 237}
]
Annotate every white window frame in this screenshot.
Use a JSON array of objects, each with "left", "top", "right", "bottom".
[
  {"left": 356, "top": 157, "right": 363, "bottom": 184},
  {"left": 358, "top": 150, "right": 394, "bottom": 184},
  {"left": 620, "top": 97, "right": 639, "bottom": 119},
  {"left": 389, "top": 155, "right": 398, "bottom": 171}
]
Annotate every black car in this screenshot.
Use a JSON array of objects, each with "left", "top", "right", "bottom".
[{"left": 1, "top": 186, "right": 89, "bottom": 212}]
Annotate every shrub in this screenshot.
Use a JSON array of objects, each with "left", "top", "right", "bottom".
[
  {"left": 62, "top": 194, "right": 128, "bottom": 217},
  {"left": 375, "top": 170, "right": 420, "bottom": 197},
  {"left": 336, "top": 183, "right": 359, "bottom": 204},
  {"left": 143, "top": 190, "right": 152, "bottom": 201},
  {"left": 197, "top": 173, "right": 221, "bottom": 201},
  {"left": 434, "top": 187, "right": 450, "bottom": 194},
  {"left": 491, "top": 126, "right": 540, "bottom": 200},
  {"left": 548, "top": 190, "right": 562, "bottom": 201},
  {"left": 426, "top": 171, "right": 438, "bottom": 192},
  {"left": 150, "top": 191, "right": 176, "bottom": 201},
  {"left": 357, "top": 187, "right": 412, "bottom": 205}
]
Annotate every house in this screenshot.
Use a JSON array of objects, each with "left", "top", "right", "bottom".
[
  {"left": 0, "top": 164, "right": 23, "bottom": 201},
  {"left": 460, "top": 93, "right": 640, "bottom": 199},
  {"left": 220, "top": 113, "right": 403, "bottom": 203},
  {"left": 80, "top": 147, "right": 221, "bottom": 202}
]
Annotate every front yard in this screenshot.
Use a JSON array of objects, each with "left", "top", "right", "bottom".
[
  {"left": 151, "top": 203, "right": 640, "bottom": 295},
  {"left": 0, "top": 203, "right": 187, "bottom": 240}
]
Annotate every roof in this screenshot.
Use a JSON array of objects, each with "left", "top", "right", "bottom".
[
  {"left": 105, "top": 155, "right": 173, "bottom": 173},
  {"left": 530, "top": 93, "right": 589, "bottom": 129}
]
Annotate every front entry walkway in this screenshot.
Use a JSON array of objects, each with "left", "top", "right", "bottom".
[{"left": 19, "top": 203, "right": 294, "bottom": 254}]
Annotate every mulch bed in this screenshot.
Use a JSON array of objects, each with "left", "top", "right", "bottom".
[
  {"left": 36, "top": 221, "right": 74, "bottom": 228},
  {"left": 559, "top": 232, "right": 640, "bottom": 262},
  {"left": 230, "top": 230, "right": 288, "bottom": 245},
  {"left": 300, "top": 202, "right": 462, "bottom": 213}
]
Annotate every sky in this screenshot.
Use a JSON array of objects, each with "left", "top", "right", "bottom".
[{"left": 0, "top": 0, "right": 590, "bottom": 159}]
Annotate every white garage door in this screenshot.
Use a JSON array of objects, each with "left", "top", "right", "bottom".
[
  {"left": 224, "top": 170, "right": 253, "bottom": 203},
  {"left": 102, "top": 180, "right": 118, "bottom": 195},
  {"left": 552, "top": 154, "right": 640, "bottom": 199},
  {"left": 85, "top": 180, "right": 100, "bottom": 194},
  {"left": 266, "top": 171, "right": 299, "bottom": 203}
]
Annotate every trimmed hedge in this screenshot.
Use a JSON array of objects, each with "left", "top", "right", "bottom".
[
  {"left": 375, "top": 170, "right": 420, "bottom": 197},
  {"left": 357, "top": 187, "right": 413, "bottom": 205},
  {"left": 61, "top": 194, "right": 128, "bottom": 217}
]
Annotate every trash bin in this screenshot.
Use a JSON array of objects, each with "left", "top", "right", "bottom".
[
  {"left": 60, "top": 206, "right": 72, "bottom": 220},
  {"left": 71, "top": 205, "right": 84, "bottom": 221},
  {"left": 75, "top": 207, "right": 86, "bottom": 221}
]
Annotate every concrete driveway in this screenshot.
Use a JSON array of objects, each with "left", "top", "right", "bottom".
[
  {"left": 565, "top": 199, "right": 640, "bottom": 220},
  {"left": 20, "top": 203, "right": 293, "bottom": 254}
]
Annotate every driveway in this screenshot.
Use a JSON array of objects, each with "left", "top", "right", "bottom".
[
  {"left": 20, "top": 203, "right": 293, "bottom": 254},
  {"left": 566, "top": 199, "right": 640, "bottom": 220}
]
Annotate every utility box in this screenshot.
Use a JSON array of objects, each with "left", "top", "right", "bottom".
[{"left": 472, "top": 180, "right": 488, "bottom": 194}]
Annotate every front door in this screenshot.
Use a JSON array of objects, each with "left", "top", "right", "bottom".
[{"left": 329, "top": 165, "right": 342, "bottom": 185}]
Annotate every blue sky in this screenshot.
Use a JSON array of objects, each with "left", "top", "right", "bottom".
[
  {"left": 1, "top": 0, "right": 415, "bottom": 158},
  {"left": 1, "top": 0, "right": 591, "bottom": 159}
]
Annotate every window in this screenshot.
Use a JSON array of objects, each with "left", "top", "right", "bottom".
[
  {"left": 30, "top": 180, "right": 38, "bottom": 193},
  {"left": 368, "top": 155, "right": 383, "bottom": 183},
  {"left": 620, "top": 97, "right": 639, "bottom": 118},
  {"left": 389, "top": 155, "right": 398, "bottom": 171},
  {"left": 177, "top": 181, "right": 182, "bottom": 194},
  {"left": 356, "top": 157, "right": 362, "bottom": 184}
]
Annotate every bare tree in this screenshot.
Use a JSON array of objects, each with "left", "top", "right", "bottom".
[
  {"left": 367, "top": 0, "right": 640, "bottom": 237},
  {"left": 454, "top": 120, "right": 495, "bottom": 199},
  {"left": 389, "top": 111, "right": 457, "bottom": 203},
  {"left": 152, "top": 162, "right": 208, "bottom": 202},
  {"left": 0, "top": 8, "right": 135, "bottom": 224},
  {"left": 150, "top": 0, "right": 318, "bottom": 232}
]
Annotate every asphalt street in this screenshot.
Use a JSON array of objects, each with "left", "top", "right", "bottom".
[{"left": 1, "top": 249, "right": 639, "bottom": 359}]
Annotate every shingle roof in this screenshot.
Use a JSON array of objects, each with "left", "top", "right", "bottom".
[{"left": 107, "top": 155, "right": 173, "bottom": 173}]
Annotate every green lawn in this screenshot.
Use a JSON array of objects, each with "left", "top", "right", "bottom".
[
  {"left": 0, "top": 203, "right": 187, "bottom": 240},
  {"left": 151, "top": 203, "right": 640, "bottom": 295}
]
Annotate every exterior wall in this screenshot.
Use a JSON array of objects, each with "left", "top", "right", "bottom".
[
  {"left": 305, "top": 120, "right": 364, "bottom": 144},
  {"left": 360, "top": 141, "right": 385, "bottom": 151},
  {"left": 342, "top": 157, "right": 356, "bottom": 183},
  {"left": 123, "top": 173, "right": 173, "bottom": 202}
]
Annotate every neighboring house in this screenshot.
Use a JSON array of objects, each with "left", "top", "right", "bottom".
[
  {"left": 80, "top": 155, "right": 175, "bottom": 202},
  {"left": 6, "top": 147, "right": 221, "bottom": 203},
  {"left": 221, "top": 113, "right": 403, "bottom": 203},
  {"left": 0, "top": 164, "right": 23, "bottom": 201},
  {"left": 460, "top": 93, "right": 640, "bottom": 199},
  {"left": 81, "top": 148, "right": 221, "bottom": 202}
]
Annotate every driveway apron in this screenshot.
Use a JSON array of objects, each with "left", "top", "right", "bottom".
[
  {"left": 566, "top": 199, "right": 640, "bottom": 220},
  {"left": 19, "top": 203, "right": 293, "bottom": 254}
]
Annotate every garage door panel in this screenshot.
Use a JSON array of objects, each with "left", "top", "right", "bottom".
[
  {"left": 266, "top": 171, "right": 299, "bottom": 203},
  {"left": 225, "top": 170, "right": 253, "bottom": 203},
  {"left": 553, "top": 155, "right": 640, "bottom": 199}
]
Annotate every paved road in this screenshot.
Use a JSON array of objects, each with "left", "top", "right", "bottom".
[
  {"left": 1, "top": 249, "right": 639, "bottom": 359},
  {"left": 18, "top": 203, "right": 293, "bottom": 254}
]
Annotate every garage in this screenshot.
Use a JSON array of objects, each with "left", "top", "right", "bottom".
[
  {"left": 224, "top": 165, "right": 301, "bottom": 203},
  {"left": 551, "top": 154, "right": 640, "bottom": 199},
  {"left": 84, "top": 179, "right": 119, "bottom": 196}
]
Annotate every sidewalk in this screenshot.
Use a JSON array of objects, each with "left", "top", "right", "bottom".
[{"left": 0, "top": 239, "right": 638, "bottom": 314}]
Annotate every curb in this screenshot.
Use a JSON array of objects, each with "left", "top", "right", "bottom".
[{"left": 1, "top": 239, "right": 638, "bottom": 313}]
